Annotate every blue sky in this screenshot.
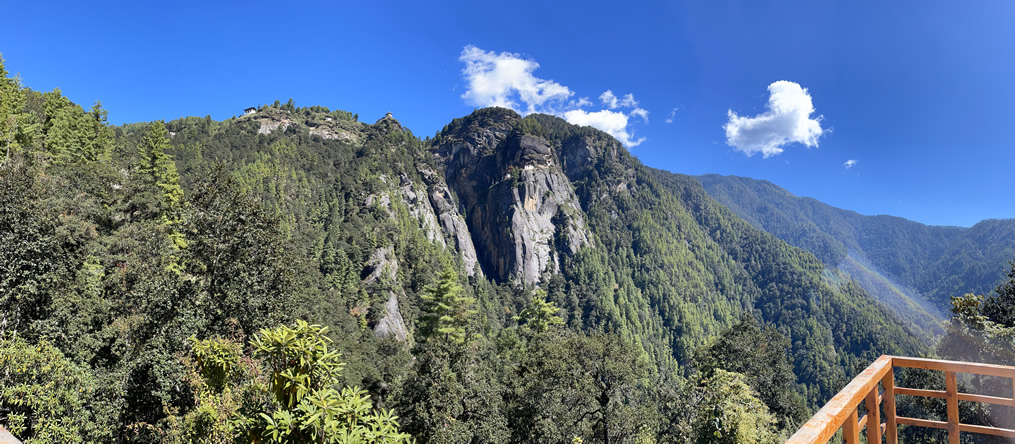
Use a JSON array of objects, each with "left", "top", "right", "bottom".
[{"left": 3, "top": 1, "right": 1013, "bottom": 227}]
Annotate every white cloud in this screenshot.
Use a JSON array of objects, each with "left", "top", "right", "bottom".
[
  {"left": 572, "top": 97, "right": 593, "bottom": 108},
  {"left": 665, "top": 107, "right": 679, "bottom": 124},
  {"left": 724, "top": 80, "right": 825, "bottom": 158},
  {"left": 843, "top": 159, "right": 857, "bottom": 170},
  {"left": 630, "top": 107, "right": 649, "bottom": 123},
  {"left": 459, "top": 45, "right": 648, "bottom": 147},
  {"left": 600, "top": 90, "right": 638, "bottom": 109},
  {"left": 564, "top": 109, "right": 646, "bottom": 147},
  {"left": 459, "top": 45, "right": 573, "bottom": 114}
]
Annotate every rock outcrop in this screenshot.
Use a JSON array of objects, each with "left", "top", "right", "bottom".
[
  {"left": 433, "top": 108, "right": 591, "bottom": 285},
  {"left": 362, "top": 247, "right": 409, "bottom": 341},
  {"left": 419, "top": 165, "right": 481, "bottom": 276},
  {"left": 373, "top": 290, "right": 407, "bottom": 341}
]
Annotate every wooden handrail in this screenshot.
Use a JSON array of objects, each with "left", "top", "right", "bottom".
[
  {"left": 786, "top": 355, "right": 893, "bottom": 443},
  {"left": 786, "top": 355, "right": 1015, "bottom": 444}
]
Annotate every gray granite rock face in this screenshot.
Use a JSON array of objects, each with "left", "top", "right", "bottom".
[
  {"left": 419, "top": 166, "right": 481, "bottom": 276},
  {"left": 398, "top": 173, "right": 447, "bottom": 248},
  {"left": 433, "top": 110, "right": 592, "bottom": 285},
  {"left": 362, "top": 247, "right": 410, "bottom": 342},
  {"left": 373, "top": 290, "right": 407, "bottom": 341}
]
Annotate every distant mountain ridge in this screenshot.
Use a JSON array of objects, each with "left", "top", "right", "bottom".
[{"left": 697, "top": 173, "right": 1015, "bottom": 336}]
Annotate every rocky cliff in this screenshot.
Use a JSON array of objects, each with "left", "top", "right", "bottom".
[{"left": 432, "top": 108, "right": 591, "bottom": 285}]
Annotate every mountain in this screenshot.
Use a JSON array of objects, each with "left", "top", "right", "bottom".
[
  {"left": 1, "top": 73, "right": 930, "bottom": 441},
  {"left": 169, "top": 104, "right": 927, "bottom": 385},
  {"left": 249, "top": 106, "right": 925, "bottom": 396},
  {"left": 697, "top": 174, "right": 1015, "bottom": 337}
]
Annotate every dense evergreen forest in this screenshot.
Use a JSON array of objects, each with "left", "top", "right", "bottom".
[
  {"left": 698, "top": 174, "right": 1015, "bottom": 337},
  {"left": 2, "top": 55, "right": 1011, "bottom": 443}
]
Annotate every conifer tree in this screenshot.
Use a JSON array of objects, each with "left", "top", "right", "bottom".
[
  {"left": 136, "top": 121, "right": 186, "bottom": 248},
  {"left": 516, "top": 289, "right": 564, "bottom": 334},
  {"left": 86, "top": 101, "right": 113, "bottom": 163},
  {"left": 0, "top": 55, "right": 32, "bottom": 162},
  {"left": 418, "top": 265, "right": 475, "bottom": 344},
  {"left": 138, "top": 121, "right": 184, "bottom": 209}
]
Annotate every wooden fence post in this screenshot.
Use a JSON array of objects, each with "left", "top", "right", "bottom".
[
  {"left": 843, "top": 408, "right": 860, "bottom": 444},
  {"left": 865, "top": 385, "right": 882, "bottom": 443},
  {"left": 882, "top": 366, "right": 897, "bottom": 444},
  {"left": 946, "top": 370, "right": 959, "bottom": 444}
]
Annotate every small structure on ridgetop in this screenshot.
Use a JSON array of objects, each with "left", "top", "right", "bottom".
[
  {"left": 385, "top": 111, "right": 393, "bottom": 119},
  {"left": 244, "top": 107, "right": 257, "bottom": 115}
]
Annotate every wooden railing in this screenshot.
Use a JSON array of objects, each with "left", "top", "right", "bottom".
[{"left": 786, "top": 355, "right": 1015, "bottom": 444}]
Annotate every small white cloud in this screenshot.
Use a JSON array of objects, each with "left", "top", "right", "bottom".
[
  {"left": 843, "top": 159, "right": 857, "bottom": 170},
  {"left": 600, "top": 90, "right": 638, "bottom": 109},
  {"left": 574, "top": 97, "right": 592, "bottom": 107},
  {"left": 459, "top": 45, "right": 573, "bottom": 114},
  {"left": 630, "top": 107, "right": 649, "bottom": 123},
  {"left": 724, "top": 80, "right": 825, "bottom": 158},
  {"left": 459, "top": 45, "right": 649, "bottom": 147},
  {"left": 564, "top": 109, "right": 646, "bottom": 147},
  {"left": 665, "top": 107, "right": 680, "bottom": 124},
  {"left": 599, "top": 91, "right": 617, "bottom": 108}
]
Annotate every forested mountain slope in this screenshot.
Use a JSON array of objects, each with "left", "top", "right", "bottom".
[
  {"left": 1, "top": 58, "right": 927, "bottom": 442},
  {"left": 697, "top": 174, "right": 1015, "bottom": 333},
  {"left": 426, "top": 109, "right": 924, "bottom": 398}
]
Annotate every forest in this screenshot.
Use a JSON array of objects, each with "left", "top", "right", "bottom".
[{"left": 2, "top": 55, "right": 1014, "bottom": 443}]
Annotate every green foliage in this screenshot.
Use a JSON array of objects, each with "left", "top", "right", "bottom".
[
  {"left": 185, "top": 166, "right": 299, "bottom": 335},
  {"left": 250, "top": 320, "right": 411, "bottom": 443},
  {"left": 507, "top": 331, "right": 653, "bottom": 443},
  {"left": 691, "top": 370, "right": 779, "bottom": 444},
  {"left": 391, "top": 338, "right": 510, "bottom": 443},
  {"left": 693, "top": 315, "right": 806, "bottom": 429},
  {"left": 253, "top": 320, "right": 345, "bottom": 410},
  {"left": 515, "top": 289, "right": 564, "bottom": 334},
  {"left": 939, "top": 288, "right": 1015, "bottom": 366},
  {"left": 137, "top": 121, "right": 185, "bottom": 211},
  {"left": 418, "top": 266, "right": 475, "bottom": 344},
  {"left": 981, "top": 260, "right": 1015, "bottom": 328},
  {"left": 0, "top": 161, "right": 79, "bottom": 337},
  {"left": 0, "top": 54, "right": 37, "bottom": 161},
  {"left": 191, "top": 336, "right": 244, "bottom": 393},
  {"left": 45, "top": 101, "right": 113, "bottom": 164},
  {"left": 0, "top": 335, "right": 113, "bottom": 443}
]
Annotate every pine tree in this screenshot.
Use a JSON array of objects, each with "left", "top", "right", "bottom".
[
  {"left": 86, "top": 101, "right": 113, "bottom": 163},
  {"left": 0, "top": 55, "right": 32, "bottom": 162},
  {"left": 137, "top": 121, "right": 186, "bottom": 248},
  {"left": 418, "top": 266, "right": 475, "bottom": 344},
  {"left": 516, "top": 289, "right": 564, "bottom": 334},
  {"left": 138, "top": 121, "right": 184, "bottom": 209}
]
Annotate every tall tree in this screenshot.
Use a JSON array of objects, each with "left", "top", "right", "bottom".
[
  {"left": 693, "top": 315, "right": 806, "bottom": 429},
  {"left": 516, "top": 289, "right": 564, "bottom": 334},
  {"left": 418, "top": 266, "right": 475, "bottom": 344},
  {"left": 137, "top": 121, "right": 185, "bottom": 211},
  {"left": 691, "top": 370, "right": 779, "bottom": 444},
  {"left": 0, "top": 162, "right": 78, "bottom": 337},
  {"left": 0, "top": 55, "right": 34, "bottom": 162},
  {"left": 981, "top": 260, "right": 1015, "bottom": 328},
  {"left": 185, "top": 166, "right": 298, "bottom": 336},
  {"left": 510, "top": 331, "right": 652, "bottom": 443}
]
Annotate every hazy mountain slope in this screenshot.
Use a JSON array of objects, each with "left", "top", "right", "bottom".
[{"left": 697, "top": 174, "right": 1015, "bottom": 320}]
